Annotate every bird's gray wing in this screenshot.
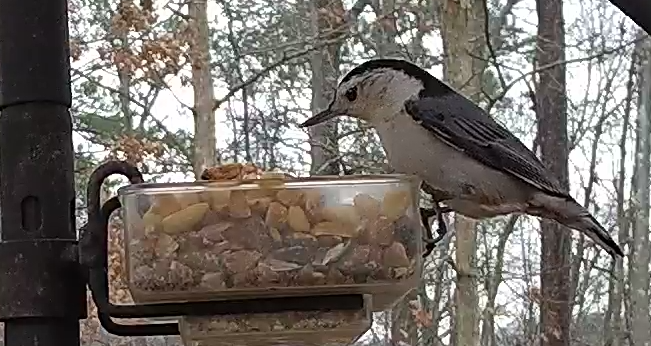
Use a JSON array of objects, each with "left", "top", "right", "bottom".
[{"left": 405, "top": 95, "right": 568, "bottom": 198}]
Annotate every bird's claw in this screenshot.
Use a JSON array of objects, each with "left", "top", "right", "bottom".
[
  {"left": 420, "top": 205, "right": 449, "bottom": 258},
  {"left": 420, "top": 207, "right": 436, "bottom": 257}
]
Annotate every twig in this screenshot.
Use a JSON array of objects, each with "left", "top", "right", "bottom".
[
  {"left": 481, "top": 36, "right": 643, "bottom": 111},
  {"left": 71, "top": 67, "right": 193, "bottom": 161},
  {"left": 211, "top": 35, "right": 352, "bottom": 112},
  {"left": 164, "top": 2, "right": 189, "bottom": 20},
  {"left": 482, "top": 0, "right": 507, "bottom": 91},
  {"left": 213, "top": 0, "right": 372, "bottom": 111}
]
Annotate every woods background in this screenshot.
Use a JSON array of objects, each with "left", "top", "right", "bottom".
[{"left": 8, "top": 0, "right": 651, "bottom": 345}]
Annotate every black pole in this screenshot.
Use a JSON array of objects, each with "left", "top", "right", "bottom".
[{"left": 0, "top": 0, "right": 86, "bottom": 345}]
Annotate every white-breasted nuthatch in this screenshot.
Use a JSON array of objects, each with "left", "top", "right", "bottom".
[{"left": 299, "top": 58, "right": 623, "bottom": 258}]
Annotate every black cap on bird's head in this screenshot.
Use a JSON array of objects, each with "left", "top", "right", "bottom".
[{"left": 299, "top": 58, "right": 454, "bottom": 128}]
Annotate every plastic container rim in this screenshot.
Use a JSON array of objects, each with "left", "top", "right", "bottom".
[
  {"left": 181, "top": 327, "right": 372, "bottom": 341},
  {"left": 117, "top": 174, "right": 422, "bottom": 196}
]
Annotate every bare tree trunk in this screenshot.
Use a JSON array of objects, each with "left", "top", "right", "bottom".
[
  {"left": 625, "top": 131, "right": 640, "bottom": 346},
  {"left": 307, "top": 0, "right": 348, "bottom": 175},
  {"left": 571, "top": 111, "right": 608, "bottom": 330},
  {"left": 116, "top": 0, "right": 133, "bottom": 135},
  {"left": 520, "top": 226, "right": 538, "bottom": 345},
  {"left": 481, "top": 216, "right": 519, "bottom": 346},
  {"left": 629, "top": 36, "right": 651, "bottom": 346},
  {"left": 604, "top": 44, "right": 636, "bottom": 346},
  {"left": 371, "top": 0, "right": 401, "bottom": 57},
  {"left": 118, "top": 43, "right": 132, "bottom": 133},
  {"left": 424, "top": 241, "right": 451, "bottom": 346},
  {"left": 188, "top": 0, "right": 217, "bottom": 178},
  {"left": 535, "top": 0, "right": 571, "bottom": 344},
  {"left": 438, "top": 0, "right": 487, "bottom": 345}
]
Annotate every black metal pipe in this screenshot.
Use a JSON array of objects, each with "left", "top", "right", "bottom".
[{"left": 0, "top": 0, "right": 85, "bottom": 345}]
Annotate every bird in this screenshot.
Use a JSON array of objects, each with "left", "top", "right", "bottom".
[{"left": 299, "top": 58, "right": 624, "bottom": 258}]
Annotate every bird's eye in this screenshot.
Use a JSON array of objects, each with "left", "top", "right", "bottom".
[{"left": 344, "top": 87, "right": 357, "bottom": 102}]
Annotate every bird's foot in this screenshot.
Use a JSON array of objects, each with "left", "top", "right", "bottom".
[
  {"left": 421, "top": 204, "right": 451, "bottom": 258},
  {"left": 421, "top": 207, "right": 437, "bottom": 256}
]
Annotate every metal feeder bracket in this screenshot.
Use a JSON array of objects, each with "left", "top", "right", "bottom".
[{"left": 79, "top": 161, "right": 366, "bottom": 337}]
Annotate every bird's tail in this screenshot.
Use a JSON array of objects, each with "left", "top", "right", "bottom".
[{"left": 528, "top": 193, "right": 624, "bottom": 257}]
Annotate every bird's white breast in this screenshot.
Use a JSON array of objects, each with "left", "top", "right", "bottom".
[{"left": 372, "top": 111, "right": 532, "bottom": 218}]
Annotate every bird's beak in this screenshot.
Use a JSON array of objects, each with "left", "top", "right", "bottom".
[{"left": 299, "top": 109, "right": 342, "bottom": 128}]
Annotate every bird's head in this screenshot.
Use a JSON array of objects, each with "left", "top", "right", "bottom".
[{"left": 299, "top": 58, "right": 448, "bottom": 128}]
